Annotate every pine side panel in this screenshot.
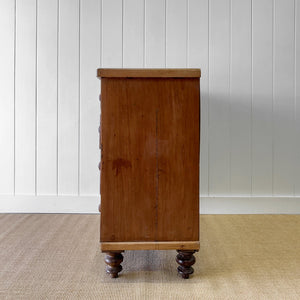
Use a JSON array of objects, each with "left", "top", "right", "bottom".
[
  {"left": 100, "top": 76, "right": 199, "bottom": 242},
  {"left": 100, "top": 78, "right": 157, "bottom": 242},
  {"left": 157, "top": 78, "right": 200, "bottom": 241}
]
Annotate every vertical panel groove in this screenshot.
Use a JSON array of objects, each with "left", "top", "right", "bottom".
[
  {"left": 100, "top": 0, "right": 103, "bottom": 67},
  {"left": 207, "top": 0, "right": 210, "bottom": 196},
  {"left": 35, "top": 0, "right": 38, "bottom": 196},
  {"left": 100, "top": 0, "right": 102, "bottom": 194},
  {"left": 294, "top": 0, "right": 297, "bottom": 196},
  {"left": 78, "top": 0, "right": 81, "bottom": 195},
  {"left": 273, "top": 0, "right": 294, "bottom": 195},
  {"left": 229, "top": 0, "right": 232, "bottom": 194},
  {"left": 165, "top": 0, "right": 167, "bottom": 67},
  {"left": 56, "top": 0, "right": 59, "bottom": 195},
  {"left": 186, "top": 0, "right": 189, "bottom": 67},
  {"left": 250, "top": 0, "right": 253, "bottom": 196},
  {"left": 271, "top": 0, "right": 275, "bottom": 196},
  {"left": 296, "top": 0, "right": 300, "bottom": 196},
  {"left": 122, "top": 0, "right": 124, "bottom": 67},
  {"left": 13, "top": 0, "right": 17, "bottom": 196},
  {"left": 143, "top": 0, "right": 146, "bottom": 67}
]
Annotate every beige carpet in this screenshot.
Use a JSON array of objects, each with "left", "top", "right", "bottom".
[{"left": 0, "top": 214, "right": 300, "bottom": 299}]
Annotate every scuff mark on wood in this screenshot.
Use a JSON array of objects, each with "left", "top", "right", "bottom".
[{"left": 112, "top": 158, "right": 132, "bottom": 176}]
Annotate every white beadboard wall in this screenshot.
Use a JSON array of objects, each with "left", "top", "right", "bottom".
[{"left": 0, "top": 0, "right": 300, "bottom": 213}]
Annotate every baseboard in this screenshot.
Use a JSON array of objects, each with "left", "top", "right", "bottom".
[
  {"left": 200, "top": 197, "right": 300, "bottom": 214},
  {"left": 0, "top": 195, "right": 99, "bottom": 213},
  {"left": 0, "top": 195, "right": 300, "bottom": 214}
]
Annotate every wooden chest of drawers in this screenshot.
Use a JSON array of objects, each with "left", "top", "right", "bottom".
[{"left": 97, "top": 68, "right": 200, "bottom": 279}]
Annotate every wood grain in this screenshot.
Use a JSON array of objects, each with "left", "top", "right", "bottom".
[
  {"left": 101, "top": 241, "right": 200, "bottom": 251},
  {"left": 97, "top": 68, "right": 201, "bottom": 78},
  {"left": 99, "top": 71, "right": 200, "bottom": 244},
  {"left": 156, "top": 78, "right": 200, "bottom": 241},
  {"left": 100, "top": 78, "right": 157, "bottom": 242}
]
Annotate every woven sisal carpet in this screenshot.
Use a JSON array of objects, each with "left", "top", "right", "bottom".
[{"left": 0, "top": 214, "right": 300, "bottom": 299}]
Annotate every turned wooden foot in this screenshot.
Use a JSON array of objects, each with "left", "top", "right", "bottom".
[
  {"left": 104, "top": 251, "right": 124, "bottom": 278},
  {"left": 176, "top": 250, "right": 197, "bottom": 279}
]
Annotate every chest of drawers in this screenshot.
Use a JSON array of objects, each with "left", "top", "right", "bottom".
[{"left": 97, "top": 68, "right": 200, "bottom": 279}]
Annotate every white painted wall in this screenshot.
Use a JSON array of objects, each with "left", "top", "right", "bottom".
[{"left": 0, "top": 0, "right": 300, "bottom": 213}]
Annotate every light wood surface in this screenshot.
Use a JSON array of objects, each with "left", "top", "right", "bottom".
[
  {"left": 101, "top": 241, "right": 200, "bottom": 251},
  {"left": 97, "top": 68, "right": 201, "bottom": 78}
]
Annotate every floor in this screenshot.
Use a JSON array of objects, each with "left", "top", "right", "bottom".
[{"left": 0, "top": 214, "right": 300, "bottom": 299}]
